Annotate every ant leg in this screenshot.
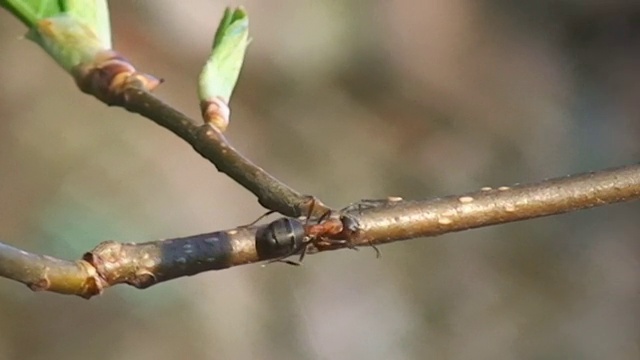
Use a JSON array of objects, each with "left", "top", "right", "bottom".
[
  {"left": 302, "top": 195, "right": 334, "bottom": 221},
  {"left": 280, "top": 259, "right": 301, "bottom": 266},
  {"left": 264, "top": 246, "right": 304, "bottom": 266},
  {"left": 318, "top": 237, "right": 355, "bottom": 249},
  {"left": 368, "top": 242, "right": 381, "bottom": 258},
  {"left": 340, "top": 199, "right": 388, "bottom": 215},
  {"left": 263, "top": 239, "right": 311, "bottom": 266},
  {"left": 297, "top": 240, "right": 311, "bottom": 262},
  {"left": 264, "top": 258, "right": 301, "bottom": 266},
  {"left": 317, "top": 209, "right": 332, "bottom": 223},
  {"left": 304, "top": 196, "right": 317, "bottom": 224},
  {"left": 245, "top": 210, "right": 276, "bottom": 227}
]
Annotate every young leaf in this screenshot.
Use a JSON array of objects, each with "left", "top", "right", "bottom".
[
  {"left": 26, "top": 13, "right": 106, "bottom": 72},
  {"left": 59, "top": 0, "right": 111, "bottom": 48},
  {"left": 198, "top": 7, "right": 250, "bottom": 131},
  {"left": 0, "top": 0, "right": 62, "bottom": 28}
]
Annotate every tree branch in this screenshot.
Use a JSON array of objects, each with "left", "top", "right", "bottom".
[
  {"left": 337, "top": 164, "right": 640, "bottom": 247},
  {"left": 0, "top": 224, "right": 265, "bottom": 298},
  {"left": 1, "top": 164, "right": 638, "bottom": 298},
  {"left": 0, "top": 241, "right": 100, "bottom": 298}
]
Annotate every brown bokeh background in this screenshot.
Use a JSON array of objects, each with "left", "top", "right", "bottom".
[{"left": 1, "top": 1, "right": 639, "bottom": 359}]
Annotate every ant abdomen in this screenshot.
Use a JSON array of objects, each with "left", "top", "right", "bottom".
[{"left": 255, "top": 217, "right": 306, "bottom": 260}]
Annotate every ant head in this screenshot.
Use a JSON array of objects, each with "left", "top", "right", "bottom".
[{"left": 340, "top": 214, "right": 360, "bottom": 235}]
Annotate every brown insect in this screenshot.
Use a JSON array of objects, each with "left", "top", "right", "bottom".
[{"left": 254, "top": 199, "right": 355, "bottom": 265}]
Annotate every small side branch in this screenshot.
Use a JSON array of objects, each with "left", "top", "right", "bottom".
[
  {"left": 4, "top": 6, "right": 324, "bottom": 218},
  {"left": 119, "top": 87, "right": 328, "bottom": 218},
  {"left": 69, "top": 50, "right": 328, "bottom": 218}
]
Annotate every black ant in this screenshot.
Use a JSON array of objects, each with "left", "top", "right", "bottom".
[{"left": 253, "top": 199, "right": 353, "bottom": 265}]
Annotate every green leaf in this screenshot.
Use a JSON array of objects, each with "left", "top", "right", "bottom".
[
  {"left": 26, "top": 13, "right": 107, "bottom": 72},
  {"left": 1, "top": 0, "right": 111, "bottom": 48},
  {"left": 0, "top": 0, "right": 62, "bottom": 27},
  {"left": 3, "top": 0, "right": 112, "bottom": 75},
  {"left": 59, "top": 0, "right": 111, "bottom": 48},
  {"left": 198, "top": 7, "right": 250, "bottom": 104}
]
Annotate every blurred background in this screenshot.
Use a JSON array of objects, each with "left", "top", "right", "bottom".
[{"left": 1, "top": 0, "right": 639, "bottom": 359}]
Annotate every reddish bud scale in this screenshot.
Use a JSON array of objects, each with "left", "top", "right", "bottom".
[
  {"left": 200, "top": 97, "right": 230, "bottom": 132},
  {"left": 73, "top": 50, "right": 162, "bottom": 105}
]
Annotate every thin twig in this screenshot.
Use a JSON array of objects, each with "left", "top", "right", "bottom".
[
  {"left": 72, "top": 52, "right": 329, "bottom": 218},
  {"left": 119, "top": 87, "right": 328, "bottom": 218}
]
